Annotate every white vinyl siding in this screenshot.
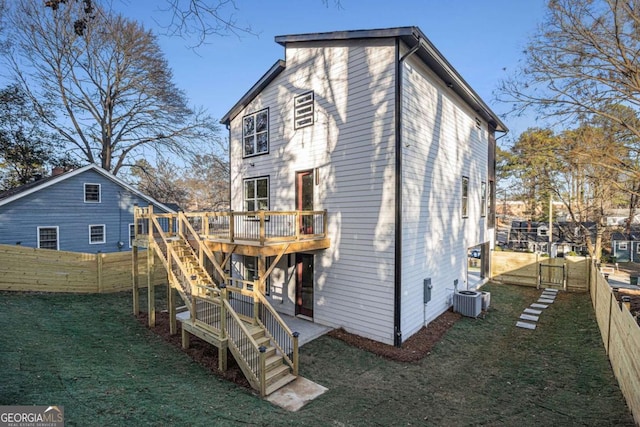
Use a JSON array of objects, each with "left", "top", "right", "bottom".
[
  {"left": 229, "top": 38, "right": 397, "bottom": 344},
  {"left": 400, "top": 50, "right": 490, "bottom": 338}
]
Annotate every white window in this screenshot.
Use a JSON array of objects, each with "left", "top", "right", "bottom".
[
  {"left": 89, "top": 224, "right": 106, "bottom": 244},
  {"left": 636, "top": 243, "right": 640, "bottom": 254},
  {"left": 462, "top": 177, "right": 469, "bottom": 218},
  {"left": 37, "top": 226, "right": 59, "bottom": 250},
  {"left": 619, "top": 242, "right": 628, "bottom": 250},
  {"left": 84, "top": 183, "right": 101, "bottom": 203},
  {"left": 244, "top": 177, "right": 269, "bottom": 212},
  {"left": 294, "top": 91, "right": 314, "bottom": 129},
  {"left": 481, "top": 181, "right": 487, "bottom": 217},
  {"left": 129, "top": 223, "right": 136, "bottom": 248},
  {"left": 243, "top": 109, "right": 269, "bottom": 157},
  {"left": 538, "top": 227, "right": 548, "bottom": 237}
]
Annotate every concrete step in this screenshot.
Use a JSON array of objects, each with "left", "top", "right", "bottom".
[{"left": 265, "top": 373, "right": 296, "bottom": 396}]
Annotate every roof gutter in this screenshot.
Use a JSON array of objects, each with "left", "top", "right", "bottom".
[{"left": 393, "top": 37, "right": 421, "bottom": 348}]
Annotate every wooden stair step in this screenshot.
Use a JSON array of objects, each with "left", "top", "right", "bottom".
[{"left": 266, "top": 363, "right": 291, "bottom": 385}]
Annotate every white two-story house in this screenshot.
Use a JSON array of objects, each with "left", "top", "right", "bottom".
[{"left": 221, "top": 27, "right": 507, "bottom": 346}]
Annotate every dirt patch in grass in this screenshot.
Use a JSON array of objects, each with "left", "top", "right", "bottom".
[
  {"left": 136, "top": 311, "right": 251, "bottom": 390},
  {"left": 328, "top": 310, "right": 462, "bottom": 362}
]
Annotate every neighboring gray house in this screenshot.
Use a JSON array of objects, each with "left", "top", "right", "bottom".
[
  {"left": 221, "top": 27, "right": 507, "bottom": 346},
  {"left": 0, "top": 164, "right": 174, "bottom": 253},
  {"left": 611, "top": 230, "right": 640, "bottom": 262}
]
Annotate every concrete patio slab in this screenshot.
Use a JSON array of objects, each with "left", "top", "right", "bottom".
[{"left": 266, "top": 376, "right": 328, "bottom": 411}]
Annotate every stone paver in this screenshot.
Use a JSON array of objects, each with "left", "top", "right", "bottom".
[
  {"left": 524, "top": 308, "right": 542, "bottom": 315},
  {"left": 519, "top": 313, "right": 540, "bottom": 321},
  {"left": 531, "top": 303, "right": 548, "bottom": 309},
  {"left": 516, "top": 321, "right": 536, "bottom": 330},
  {"left": 538, "top": 298, "right": 555, "bottom": 304}
]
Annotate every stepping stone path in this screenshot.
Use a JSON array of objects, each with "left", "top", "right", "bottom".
[{"left": 516, "top": 288, "right": 558, "bottom": 330}]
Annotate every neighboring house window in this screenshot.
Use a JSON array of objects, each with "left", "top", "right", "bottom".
[
  {"left": 244, "top": 177, "right": 269, "bottom": 211},
  {"left": 38, "top": 226, "right": 59, "bottom": 250},
  {"left": 84, "top": 183, "right": 101, "bottom": 203},
  {"left": 243, "top": 109, "right": 269, "bottom": 157},
  {"left": 462, "top": 176, "right": 469, "bottom": 218},
  {"left": 129, "top": 223, "right": 136, "bottom": 248},
  {"left": 89, "top": 224, "right": 106, "bottom": 244},
  {"left": 636, "top": 243, "right": 640, "bottom": 254},
  {"left": 294, "top": 91, "right": 314, "bottom": 129},
  {"left": 538, "top": 227, "right": 548, "bottom": 237},
  {"left": 481, "top": 181, "right": 487, "bottom": 217},
  {"left": 619, "top": 242, "right": 628, "bottom": 250}
]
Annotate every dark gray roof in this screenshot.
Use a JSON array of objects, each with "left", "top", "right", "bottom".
[{"left": 221, "top": 26, "right": 507, "bottom": 132}]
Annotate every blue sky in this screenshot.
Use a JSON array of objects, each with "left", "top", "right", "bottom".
[{"left": 117, "top": 1, "right": 547, "bottom": 141}]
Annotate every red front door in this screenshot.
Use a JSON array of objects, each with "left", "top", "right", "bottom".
[{"left": 296, "top": 253, "right": 314, "bottom": 318}]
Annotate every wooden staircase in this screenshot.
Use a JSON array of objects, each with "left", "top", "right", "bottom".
[{"left": 143, "top": 211, "right": 298, "bottom": 396}]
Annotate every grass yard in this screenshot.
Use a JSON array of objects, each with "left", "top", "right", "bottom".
[{"left": 0, "top": 283, "right": 634, "bottom": 426}]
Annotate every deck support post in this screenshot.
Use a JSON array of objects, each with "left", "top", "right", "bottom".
[
  {"left": 181, "top": 327, "right": 190, "bottom": 349},
  {"left": 147, "top": 246, "right": 155, "bottom": 327},
  {"left": 132, "top": 245, "right": 139, "bottom": 315},
  {"left": 168, "top": 285, "right": 177, "bottom": 335}
]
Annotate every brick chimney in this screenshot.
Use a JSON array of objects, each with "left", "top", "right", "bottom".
[{"left": 52, "top": 166, "right": 65, "bottom": 176}]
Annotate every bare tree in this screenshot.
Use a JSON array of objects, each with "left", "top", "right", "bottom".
[
  {"left": 498, "top": 0, "right": 640, "bottom": 136},
  {"left": 3, "top": 0, "right": 218, "bottom": 176},
  {"left": 158, "top": 0, "right": 342, "bottom": 46}
]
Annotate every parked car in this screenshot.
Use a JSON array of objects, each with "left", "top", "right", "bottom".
[{"left": 469, "top": 249, "right": 481, "bottom": 259}]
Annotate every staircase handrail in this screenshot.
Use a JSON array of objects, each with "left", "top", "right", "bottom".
[
  {"left": 177, "top": 211, "right": 227, "bottom": 282},
  {"left": 150, "top": 215, "right": 203, "bottom": 299},
  {"left": 255, "top": 291, "right": 299, "bottom": 376},
  {"left": 222, "top": 297, "right": 266, "bottom": 393}
]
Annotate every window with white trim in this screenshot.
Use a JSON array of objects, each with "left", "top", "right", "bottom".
[
  {"left": 84, "top": 183, "right": 101, "bottom": 203},
  {"left": 619, "top": 241, "right": 628, "bottom": 250},
  {"left": 244, "top": 177, "right": 269, "bottom": 212},
  {"left": 38, "top": 226, "right": 59, "bottom": 250},
  {"left": 89, "top": 224, "right": 106, "bottom": 244},
  {"left": 462, "top": 176, "right": 469, "bottom": 218},
  {"left": 481, "top": 181, "right": 487, "bottom": 217},
  {"left": 294, "top": 91, "right": 314, "bottom": 129},
  {"left": 243, "top": 109, "right": 269, "bottom": 157}
]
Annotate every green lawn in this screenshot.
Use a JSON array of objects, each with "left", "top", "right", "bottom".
[{"left": 0, "top": 283, "right": 634, "bottom": 426}]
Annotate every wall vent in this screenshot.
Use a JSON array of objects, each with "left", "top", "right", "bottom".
[{"left": 453, "top": 290, "right": 482, "bottom": 318}]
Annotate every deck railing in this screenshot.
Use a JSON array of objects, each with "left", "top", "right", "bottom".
[
  {"left": 135, "top": 207, "right": 327, "bottom": 245},
  {"left": 255, "top": 291, "right": 299, "bottom": 376}
]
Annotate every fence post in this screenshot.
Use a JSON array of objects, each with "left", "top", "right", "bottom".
[
  {"left": 132, "top": 246, "right": 139, "bottom": 315},
  {"left": 96, "top": 253, "right": 104, "bottom": 293},
  {"left": 606, "top": 290, "right": 613, "bottom": 355},
  {"left": 147, "top": 247, "right": 155, "bottom": 327}
]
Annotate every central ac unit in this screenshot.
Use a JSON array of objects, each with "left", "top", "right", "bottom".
[{"left": 453, "top": 290, "right": 482, "bottom": 318}]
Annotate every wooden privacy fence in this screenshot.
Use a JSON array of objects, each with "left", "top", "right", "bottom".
[
  {"left": 0, "top": 244, "right": 166, "bottom": 293},
  {"left": 490, "top": 251, "right": 589, "bottom": 292},
  {"left": 589, "top": 262, "right": 640, "bottom": 425}
]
